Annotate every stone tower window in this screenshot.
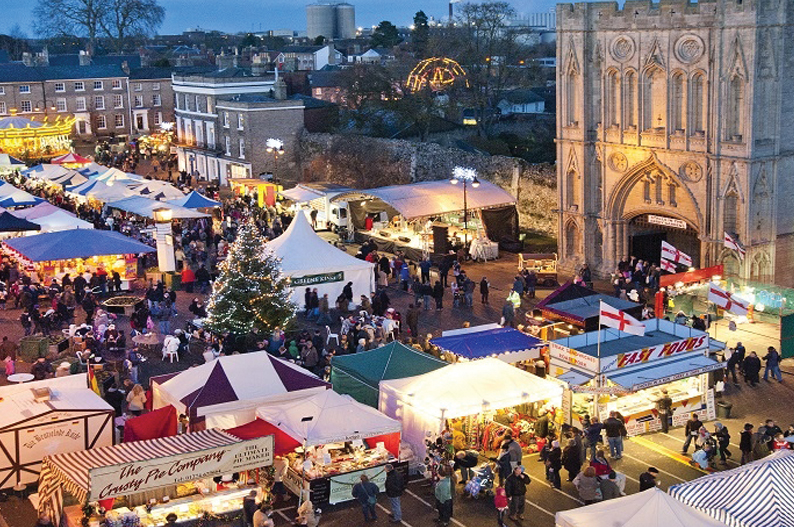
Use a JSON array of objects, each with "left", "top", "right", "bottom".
[
  {"left": 671, "top": 72, "right": 685, "bottom": 131},
  {"left": 624, "top": 70, "right": 637, "bottom": 128},
  {"left": 565, "top": 221, "right": 578, "bottom": 258},
  {"left": 565, "top": 73, "right": 579, "bottom": 126},
  {"left": 690, "top": 73, "right": 705, "bottom": 133},
  {"left": 566, "top": 169, "right": 578, "bottom": 209},
  {"left": 726, "top": 76, "right": 744, "bottom": 140},
  {"left": 606, "top": 70, "right": 620, "bottom": 127},
  {"left": 724, "top": 193, "right": 739, "bottom": 234},
  {"left": 642, "top": 67, "right": 666, "bottom": 131}
]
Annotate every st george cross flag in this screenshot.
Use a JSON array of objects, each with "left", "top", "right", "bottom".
[
  {"left": 708, "top": 283, "right": 749, "bottom": 316},
  {"left": 724, "top": 232, "right": 746, "bottom": 260},
  {"left": 599, "top": 300, "right": 646, "bottom": 336},
  {"left": 661, "top": 240, "right": 693, "bottom": 267},
  {"left": 660, "top": 257, "right": 677, "bottom": 273}
]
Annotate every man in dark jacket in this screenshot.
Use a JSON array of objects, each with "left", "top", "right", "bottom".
[
  {"left": 639, "top": 467, "right": 659, "bottom": 491},
  {"left": 743, "top": 352, "right": 762, "bottom": 386},
  {"left": 243, "top": 490, "right": 258, "bottom": 527},
  {"left": 454, "top": 450, "right": 479, "bottom": 484},
  {"left": 763, "top": 346, "right": 783, "bottom": 382},
  {"left": 546, "top": 440, "right": 562, "bottom": 489},
  {"left": 351, "top": 474, "right": 379, "bottom": 522},
  {"left": 505, "top": 466, "right": 531, "bottom": 521},
  {"left": 603, "top": 412, "right": 627, "bottom": 459},
  {"left": 406, "top": 304, "right": 420, "bottom": 338},
  {"left": 740, "top": 423, "right": 754, "bottom": 465},
  {"left": 584, "top": 417, "right": 605, "bottom": 459},
  {"left": 384, "top": 464, "right": 404, "bottom": 523},
  {"left": 727, "top": 343, "right": 746, "bottom": 384},
  {"left": 682, "top": 413, "right": 703, "bottom": 454},
  {"left": 656, "top": 389, "right": 674, "bottom": 433}
]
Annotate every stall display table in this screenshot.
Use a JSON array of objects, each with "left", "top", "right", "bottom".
[{"left": 470, "top": 238, "right": 498, "bottom": 261}]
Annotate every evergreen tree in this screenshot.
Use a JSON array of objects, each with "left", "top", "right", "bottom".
[
  {"left": 412, "top": 11, "right": 429, "bottom": 56},
  {"left": 204, "top": 220, "right": 295, "bottom": 336},
  {"left": 371, "top": 21, "right": 402, "bottom": 48}
]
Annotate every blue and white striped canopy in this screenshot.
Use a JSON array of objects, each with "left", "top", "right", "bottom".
[{"left": 669, "top": 450, "right": 794, "bottom": 527}]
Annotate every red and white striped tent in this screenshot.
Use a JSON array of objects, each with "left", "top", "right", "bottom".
[
  {"left": 50, "top": 152, "right": 91, "bottom": 165},
  {"left": 38, "top": 429, "right": 240, "bottom": 525}
]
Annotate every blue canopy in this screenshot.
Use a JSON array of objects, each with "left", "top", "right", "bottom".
[
  {"left": 0, "top": 211, "right": 40, "bottom": 233},
  {"left": 3, "top": 229, "right": 155, "bottom": 261},
  {"left": 431, "top": 327, "right": 545, "bottom": 363},
  {"left": 167, "top": 190, "right": 220, "bottom": 209}
]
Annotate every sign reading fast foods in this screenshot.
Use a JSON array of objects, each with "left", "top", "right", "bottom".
[{"left": 599, "top": 335, "right": 709, "bottom": 372}]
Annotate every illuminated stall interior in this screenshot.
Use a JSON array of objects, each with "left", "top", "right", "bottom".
[{"left": 0, "top": 113, "right": 75, "bottom": 160}]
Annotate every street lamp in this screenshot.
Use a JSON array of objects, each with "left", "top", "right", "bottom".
[
  {"left": 266, "top": 138, "right": 285, "bottom": 179},
  {"left": 450, "top": 166, "right": 480, "bottom": 249},
  {"left": 152, "top": 207, "right": 176, "bottom": 272}
]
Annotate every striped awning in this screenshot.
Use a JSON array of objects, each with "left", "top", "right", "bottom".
[
  {"left": 38, "top": 429, "right": 239, "bottom": 523},
  {"left": 669, "top": 450, "right": 794, "bottom": 527}
]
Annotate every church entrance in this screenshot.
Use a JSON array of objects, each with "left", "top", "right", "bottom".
[{"left": 628, "top": 214, "right": 700, "bottom": 267}]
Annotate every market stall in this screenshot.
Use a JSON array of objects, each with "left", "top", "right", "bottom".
[
  {"left": 128, "top": 180, "right": 185, "bottom": 201},
  {"left": 330, "top": 341, "right": 448, "bottom": 407},
  {"left": 264, "top": 211, "right": 375, "bottom": 307},
  {"left": 0, "top": 211, "right": 40, "bottom": 235},
  {"left": 0, "top": 181, "right": 43, "bottom": 207},
  {"left": 37, "top": 429, "right": 274, "bottom": 527},
  {"left": 106, "top": 196, "right": 210, "bottom": 220},
  {"left": 26, "top": 210, "right": 94, "bottom": 232},
  {"left": 151, "top": 351, "right": 329, "bottom": 431},
  {"left": 167, "top": 190, "right": 221, "bottom": 209},
  {"left": 537, "top": 281, "right": 642, "bottom": 332},
  {"left": 669, "top": 450, "right": 794, "bottom": 527},
  {"left": 330, "top": 180, "right": 517, "bottom": 260},
  {"left": 51, "top": 152, "right": 91, "bottom": 168},
  {"left": 66, "top": 179, "right": 136, "bottom": 203},
  {"left": 279, "top": 183, "right": 353, "bottom": 231},
  {"left": 549, "top": 318, "right": 725, "bottom": 435},
  {"left": 430, "top": 325, "right": 546, "bottom": 365},
  {"left": 0, "top": 374, "right": 113, "bottom": 491},
  {"left": 2, "top": 229, "right": 155, "bottom": 289},
  {"left": 228, "top": 179, "right": 282, "bottom": 208},
  {"left": 379, "top": 358, "right": 564, "bottom": 461},
  {"left": 0, "top": 153, "right": 25, "bottom": 174},
  {"left": 555, "top": 487, "right": 728, "bottom": 527},
  {"left": 518, "top": 253, "right": 558, "bottom": 286},
  {"left": 254, "top": 390, "right": 406, "bottom": 505},
  {"left": 21, "top": 164, "right": 72, "bottom": 182}
]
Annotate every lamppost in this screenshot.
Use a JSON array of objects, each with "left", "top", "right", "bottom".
[
  {"left": 265, "top": 138, "right": 285, "bottom": 180},
  {"left": 450, "top": 166, "right": 480, "bottom": 249},
  {"left": 152, "top": 207, "right": 176, "bottom": 272}
]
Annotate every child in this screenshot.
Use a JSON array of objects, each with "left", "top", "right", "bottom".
[{"left": 494, "top": 486, "right": 509, "bottom": 527}]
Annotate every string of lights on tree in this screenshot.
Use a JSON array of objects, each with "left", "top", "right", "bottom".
[{"left": 203, "top": 219, "right": 296, "bottom": 336}]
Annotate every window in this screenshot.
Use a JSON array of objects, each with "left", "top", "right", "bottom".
[
  {"left": 671, "top": 73, "right": 685, "bottom": 131},
  {"left": 93, "top": 81, "right": 103, "bottom": 91},
  {"left": 565, "top": 221, "right": 578, "bottom": 259},
  {"left": 152, "top": 83, "right": 160, "bottom": 91},
  {"left": 566, "top": 170, "right": 577, "bottom": 208},
  {"left": 691, "top": 74, "right": 705, "bottom": 133},
  {"left": 154, "top": 111, "right": 162, "bottom": 125},
  {"left": 642, "top": 67, "right": 666, "bottom": 130},
  {"left": 224, "top": 136, "right": 231, "bottom": 155},
  {"left": 54, "top": 82, "right": 65, "bottom": 93},
  {"left": 115, "top": 114, "right": 124, "bottom": 128},
  {"left": 20, "top": 100, "right": 32, "bottom": 112},
  {"left": 606, "top": 70, "right": 619, "bottom": 127},
  {"left": 94, "top": 96, "right": 105, "bottom": 110},
  {"left": 152, "top": 94, "right": 161, "bottom": 107},
  {"left": 565, "top": 74, "right": 578, "bottom": 126},
  {"left": 0, "top": 87, "right": 5, "bottom": 95},
  {"left": 113, "top": 94, "right": 124, "bottom": 108},
  {"left": 237, "top": 113, "right": 244, "bottom": 130},
  {"left": 134, "top": 96, "right": 144, "bottom": 108},
  {"left": 0, "top": 102, "right": 6, "bottom": 114},
  {"left": 726, "top": 76, "right": 744, "bottom": 140},
  {"left": 112, "top": 79, "right": 122, "bottom": 90},
  {"left": 184, "top": 94, "right": 191, "bottom": 111},
  {"left": 75, "top": 97, "right": 87, "bottom": 111},
  {"left": 134, "top": 83, "right": 143, "bottom": 91},
  {"left": 668, "top": 183, "right": 678, "bottom": 206},
  {"left": 19, "top": 85, "right": 31, "bottom": 94},
  {"left": 56, "top": 98, "right": 67, "bottom": 112},
  {"left": 207, "top": 98, "right": 213, "bottom": 114},
  {"left": 74, "top": 81, "right": 85, "bottom": 91},
  {"left": 195, "top": 95, "right": 201, "bottom": 112},
  {"left": 239, "top": 138, "right": 245, "bottom": 159},
  {"left": 724, "top": 193, "right": 738, "bottom": 235},
  {"left": 223, "top": 112, "right": 230, "bottom": 128},
  {"left": 96, "top": 115, "right": 107, "bottom": 129}
]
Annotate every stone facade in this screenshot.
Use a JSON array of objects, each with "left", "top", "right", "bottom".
[
  {"left": 556, "top": 0, "right": 794, "bottom": 285},
  {"left": 298, "top": 133, "right": 558, "bottom": 236}
]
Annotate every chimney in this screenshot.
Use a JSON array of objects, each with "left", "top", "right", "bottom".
[
  {"left": 22, "top": 52, "right": 32, "bottom": 67},
  {"left": 79, "top": 50, "right": 92, "bottom": 66},
  {"left": 121, "top": 61, "right": 130, "bottom": 74},
  {"left": 273, "top": 78, "right": 287, "bottom": 100},
  {"left": 216, "top": 52, "right": 234, "bottom": 70},
  {"left": 233, "top": 56, "right": 239, "bottom": 68},
  {"left": 37, "top": 47, "right": 50, "bottom": 66},
  {"left": 176, "top": 56, "right": 191, "bottom": 67}
]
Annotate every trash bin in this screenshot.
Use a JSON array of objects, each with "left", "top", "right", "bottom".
[{"left": 716, "top": 401, "right": 733, "bottom": 418}]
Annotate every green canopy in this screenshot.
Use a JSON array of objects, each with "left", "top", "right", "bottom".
[{"left": 330, "top": 341, "right": 448, "bottom": 407}]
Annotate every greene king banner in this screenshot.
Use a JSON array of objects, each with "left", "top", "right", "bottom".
[
  {"left": 88, "top": 436, "right": 274, "bottom": 500},
  {"left": 291, "top": 271, "right": 344, "bottom": 287}
]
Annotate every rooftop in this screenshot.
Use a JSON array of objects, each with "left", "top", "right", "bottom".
[{"left": 0, "top": 63, "right": 127, "bottom": 83}]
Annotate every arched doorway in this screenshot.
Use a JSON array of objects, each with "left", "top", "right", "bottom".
[{"left": 627, "top": 213, "right": 700, "bottom": 267}]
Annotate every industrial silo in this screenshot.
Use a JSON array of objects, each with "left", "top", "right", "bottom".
[
  {"left": 307, "top": 4, "right": 335, "bottom": 40},
  {"left": 335, "top": 3, "right": 356, "bottom": 40}
]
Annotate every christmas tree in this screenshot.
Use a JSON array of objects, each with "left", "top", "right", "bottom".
[{"left": 204, "top": 219, "right": 295, "bottom": 336}]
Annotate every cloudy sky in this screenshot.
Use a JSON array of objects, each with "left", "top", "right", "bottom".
[{"left": 1, "top": 0, "right": 555, "bottom": 37}]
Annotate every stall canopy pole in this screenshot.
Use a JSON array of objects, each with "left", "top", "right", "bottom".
[
  {"left": 595, "top": 328, "right": 602, "bottom": 419},
  {"left": 299, "top": 415, "right": 313, "bottom": 507}
]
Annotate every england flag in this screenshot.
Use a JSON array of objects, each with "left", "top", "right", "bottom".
[
  {"left": 724, "top": 232, "right": 746, "bottom": 260},
  {"left": 660, "top": 258, "right": 677, "bottom": 273},
  {"left": 599, "top": 300, "right": 646, "bottom": 336},
  {"left": 661, "top": 240, "right": 693, "bottom": 267},
  {"left": 708, "top": 283, "right": 749, "bottom": 316}
]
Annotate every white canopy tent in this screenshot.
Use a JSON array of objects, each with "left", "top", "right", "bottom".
[
  {"left": 91, "top": 167, "right": 143, "bottom": 187},
  {"left": 22, "top": 164, "right": 72, "bottom": 181},
  {"left": 106, "top": 196, "right": 210, "bottom": 219},
  {"left": 77, "top": 163, "right": 107, "bottom": 177},
  {"left": 265, "top": 211, "right": 374, "bottom": 306},
  {"left": 379, "top": 358, "right": 564, "bottom": 460},
  {"left": 29, "top": 210, "right": 94, "bottom": 232},
  {"left": 256, "top": 390, "right": 401, "bottom": 447},
  {"left": 555, "top": 488, "right": 728, "bottom": 527},
  {"left": 128, "top": 179, "right": 185, "bottom": 201},
  {"left": 67, "top": 179, "right": 136, "bottom": 202}
]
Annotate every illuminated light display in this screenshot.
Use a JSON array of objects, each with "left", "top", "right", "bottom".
[
  {"left": 0, "top": 112, "right": 75, "bottom": 160},
  {"left": 406, "top": 57, "right": 469, "bottom": 92}
]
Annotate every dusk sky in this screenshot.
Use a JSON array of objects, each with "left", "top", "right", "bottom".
[{"left": 1, "top": 0, "right": 554, "bottom": 37}]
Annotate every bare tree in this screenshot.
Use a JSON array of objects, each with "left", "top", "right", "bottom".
[
  {"left": 99, "top": 0, "right": 165, "bottom": 52},
  {"left": 33, "top": 0, "right": 106, "bottom": 51}
]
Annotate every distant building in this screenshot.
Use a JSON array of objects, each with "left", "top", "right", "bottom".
[
  {"left": 282, "top": 45, "right": 344, "bottom": 71},
  {"left": 497, "top": 89, "right": 546, "bottom": 115},
  {"left": 306, "top": 3, "right": 356, "bottom": 41},
  {"left": 350, "top": 48, "right": 395, "bottom": 65}
]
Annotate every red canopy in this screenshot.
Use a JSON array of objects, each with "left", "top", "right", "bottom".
[
  {"left": 51, "top": 152, "right": 90, "bottom": 165},
  {"left": 226, "top": 418, "right": 301, "bottom": 455},
  {"left": 123, "top": 405, "right": 178, "bottom": 442}
]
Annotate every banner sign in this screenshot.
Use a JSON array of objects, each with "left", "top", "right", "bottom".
[
  {"left": 328, "top": 464, "right": 388, "bottom": 505},
  {"left": 659, "top": 264, "right": 724, "bottom": 288},
  {"left": 549, "top": 342, "right": 600, "bottom": 373},
  {"left": 628, "top": 361, "right": 725, "bottom": 391},
  {"left": 89, "top": 436, "right": 274, "bottom": 501},
  {"left": 602, "top": 335, "right": 709, "bottom": 372},
  {"left": 291, "top": 271, "right": 344, "bottom": 287},
  {"left": 647, "top": 215, "right": 687, "bottom": 229},
  {"left": 570, "top": 385, "right": 629, "bottom": 395}
]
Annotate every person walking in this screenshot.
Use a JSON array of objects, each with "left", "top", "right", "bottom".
[
  {"left": 572, "top": 466, "right": 601, "bottom": 504},
  {"left": 656, "top": 389, "right": 673, "bottom": 433},
  {"left": 433, "top": 281, "right": 444, "bottom": 310},
  {"left": 682, "top": 413, "right": 703, "bottom": 454},
  {"left": 763, "top": 346, "right": 783, "bottom": 383},
  {"left": 603, "top": 412, "right": 626, "bottom": 459},
  {"left": 420, "top": 258, "right": 432, "bottom": 284},
  {"left": 639, "top": 467, "right": 660, "bottom": 491},
  {"left": 384, "top": 463, "right": 404, "bottom": 523},
  {"left": 504, "top": 465, "right": 531, "bottom": 521},
  {"left": 406, "top": 304, "right": 420, "bottom": 339},
  {"left": 494, "top": 486, "right": 509, "bottom": 527},
  {"left": 740, "top": 423, "right": 754, "bottom": 465},
  {"left": 714, "top": 422, "right": 732, "bottom": 464},
  {"left": 547, "top": 440, "right": 562, "bottom": 489},
  {"left": 434, "top": 467, "right": 454, "bottom": 527},
  {"left": 351, "top": 474, "right": 379, "bottom": 523},
  {"left": 727, "top": 343, "right": 746, "bottom": 384},
  {"left": 562, "top": 438, "right": 582, "bottom": 482},
  {"left": 501, "top": 300, "right": 515, "bottom": 328},
  {"left": 480, "top": 276, "right": 490, "bottom": 304},
  {"left": 584, "top": 417, "right": 604, "bottom": 460},
  {"left": 743, "top": 352, "right": 762, "bottom": 386}
]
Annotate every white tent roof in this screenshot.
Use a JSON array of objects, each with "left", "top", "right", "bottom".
[
  {"left": 50, "top": 171, "right": 88, "bottom": 187},
  {"left": 265, "top": 211, "right": 374, "bottom": 275},
  {"left": 77, "top": 163, "right": 107, "bottom": 177},
  {"left": 92, "top": 167, "right": 143, "bottom": 187},
  {"left": 30, "top": 210, "right": 94, "bottom": 232},
  {"left": 128, "top": 179, "right": 185, "bottom": 200},
  {"left": 23, "top": 164, "right": 72, "bottom": 181},
  {"left": 106, "top": 196, "right": 209, "bottom": 219},
  {"left": 0, "top": 374, "right": 112, "bottom": 429},
  {"left": 379, "top": 357, "right": 563, "bottom": 419},
  {"left": 257, "top": 390, "right": 401, "bottom": 446},
  {"left": 556, "top": 488, "right": 728, "bottom": 527},
  {"left": 67, "top": 179, "right": 136, "bottom": 201}
]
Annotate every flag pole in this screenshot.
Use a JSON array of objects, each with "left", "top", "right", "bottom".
[{"left": 596, "top": 301, "right": 603, "bottom": 421}]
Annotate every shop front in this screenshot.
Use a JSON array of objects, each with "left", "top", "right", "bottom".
[
  {"left": 38, "top": 429, "right": 274, "bottom": 527},
  {"left": 550, "top": 318, "right": 725, "bottom": 435}
]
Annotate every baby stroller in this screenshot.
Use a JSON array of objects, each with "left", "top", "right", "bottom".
[{"left": 464, "top": 464, "right": 495, "bottom": 499}]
